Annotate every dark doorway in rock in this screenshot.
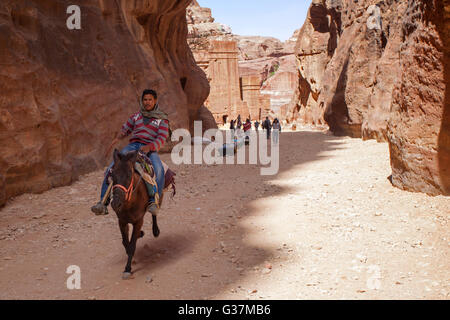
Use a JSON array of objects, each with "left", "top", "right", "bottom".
[
  {"left": 222, "top": 115, "right": 228, "bottom": 124},
  {"left": 180, "top": 77, "right": 187, "bottom": 91}
]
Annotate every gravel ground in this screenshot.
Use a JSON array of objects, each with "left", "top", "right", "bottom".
[{"left": 0, "top": 130, "right": 448, "bottom": 299}]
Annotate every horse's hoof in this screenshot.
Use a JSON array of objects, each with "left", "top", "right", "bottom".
[
  {"left": 139, "top": 231, "right": 145, "bottom": 238},
  {"left": 153, "top": 227, "right": 160, "bottom": 238},
  {"left": 122, "top": 272, "right": 133, "bottom": 280}
]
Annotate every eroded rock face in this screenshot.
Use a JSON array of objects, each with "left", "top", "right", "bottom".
[
  {"left": 387, "top": 0, "right": 450, "bottom": 196},
  {"left": 186, "top": 0, "right": 214, "bottom": 24},
  {"left": 292, "top": 0, "right": 449, "bottom": 195},
  {"left": 283, "top": 28, "right": 300, "bottom": 54},
  {"left": 186, "top": 1, "right": 289, "bottom": 61},
  {"left": 288, "top": 0, "right": 340, "bottom": 126},
  {"left": 0, "top": 0, "right": 209, "bottom": 206},
  {"left": 236, "top": 30, "right": 300, "bottom": 121},
  {"left": 235, "top": 36, "right": 285, "bottom": 60},
  {"left": 187, "top": 0, "right": 233, "bottom": 53},
  {"left": 240, "top": 75, "right": 271, "bottom": 120},
  {"left": 187, "top": 1, "right": 298, "bottom": 122},
  {"left": 187, "top": 1, "right": 246, "bottom": 123},
  {"left": 292, "top": 0, "right": 408, "bottom": 137},
  {"left": 260, "top": 55, "right": 299, "bottom": 118},
  {"left": 204, "top": 40, "right": 250, "bottom": 123}
]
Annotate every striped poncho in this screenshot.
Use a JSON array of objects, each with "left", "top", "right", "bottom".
[{"left": 121, "top": 112, "right": 169, "bottom": 152}]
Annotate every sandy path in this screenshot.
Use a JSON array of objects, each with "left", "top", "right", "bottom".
[{"left": 0, "top": 130, "right": 449, "bottom": 299}]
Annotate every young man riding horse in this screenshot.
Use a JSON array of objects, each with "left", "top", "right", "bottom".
[{"left": 91, "top": 89, "right": 169, "bottom": 216}]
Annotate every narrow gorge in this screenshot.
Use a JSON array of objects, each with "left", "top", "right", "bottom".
[{"left": 0, "top": 0, "right": 448, "bottom": 301}]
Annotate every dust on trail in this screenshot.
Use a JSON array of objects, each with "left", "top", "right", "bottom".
[{"left": 0, "top": 130, "right": 449, "bottom": 299}]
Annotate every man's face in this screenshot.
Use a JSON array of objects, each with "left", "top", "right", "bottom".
[{"left": 143, "top": 94, "right": 157, "bottom": 111}]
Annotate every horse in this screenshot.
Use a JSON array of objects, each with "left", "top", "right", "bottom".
[{"left": 110, "top": 148, "right": 160, "bottom": 279}]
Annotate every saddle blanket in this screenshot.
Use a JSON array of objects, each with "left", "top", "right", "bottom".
[
  {"left": 106, "top": 151, "right": 176, "bottom": 197},
  {"left": 137, "top": 151, "right": 176, "bottom": 196}
]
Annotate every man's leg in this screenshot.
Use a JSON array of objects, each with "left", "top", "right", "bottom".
[
  {"left": 149, "top": 152, "right": 165, "bottom": 198},
  {"left": 146, "top": 152, "right": 164, "bottom": 214},
  {"left": 92, "top": 161, "right": 114, "bottom": 215},
  {"left": 100, "top": 162, "right": 113, "bottom": 202},
  {"left": 122, "top": 142, "right": 144, "bottom": 154}
]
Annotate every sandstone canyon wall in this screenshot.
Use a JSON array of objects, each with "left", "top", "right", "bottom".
[
  {"left": 387, "top": 0, "right": 450, "bottom": 195},
  {"left": 0, "top": 0, "right": 210, "bottom": 206},
  {"left": 260, "top": 55, "right": 299, "bottom": 119},
  {"left": 187, "top": 1, "right": 298, "bottom": 123},
  {"left": 291, "top": 0, "right": 408, "bottom": 136},
  {"left": 205, "top": 40, "right": 250, "bottom": 123},
  {"left": 187, "top": 0, "right": 246, "bottom": 123},
  {"left": 292, "top": 0, "right": 449, "bottom": 195},
  {"left": 235, "top": 35, "right": 285, "bottom": 61}
]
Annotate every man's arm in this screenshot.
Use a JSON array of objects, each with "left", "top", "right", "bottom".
[
  {"left": 104, "top": 114, "right": 136, "bottom": 158},
  {"left": 121, "top": 113, "right": 137, "bottom": 137},
  {"left": 103, "top": 131, "right": 127, "bottom": 158},
  {"left": 111, "top": 130, "right": 127, "bottom": 146},
  {"left": 140, "top": 119, "right": 169, "bottom": 153}
]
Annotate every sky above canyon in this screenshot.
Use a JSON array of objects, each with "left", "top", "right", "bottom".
[{"left": 197, "top": 0, "right": 312, "bottom": 41}]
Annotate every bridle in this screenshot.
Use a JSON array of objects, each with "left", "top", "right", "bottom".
[
  {"left": 112, "top": 167, "right": 141, "bottom": 203},
  {"left": 113, "top": 174, "right": 134, "bottom": 202}
]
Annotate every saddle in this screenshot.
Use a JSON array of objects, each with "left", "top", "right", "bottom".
[{"left": 135, "top": 151, "right": 176, "bottom": 201}]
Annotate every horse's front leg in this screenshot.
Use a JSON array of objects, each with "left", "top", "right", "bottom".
[
  {"left": 152, "top": 214, "right": 160, "bottom": 238},
  {"left": 151, "top": 193, "right": 163, "bottom": 238},
  {"left": 118, "top": 220, "right": 129, "bottom": 251},
  {"left": 122, "top": 219, "right": 144, "bottom": 279}
]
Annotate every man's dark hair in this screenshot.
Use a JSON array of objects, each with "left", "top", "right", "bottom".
[{"left": 142, "top": 89, "right": 157, "bottom": 101}]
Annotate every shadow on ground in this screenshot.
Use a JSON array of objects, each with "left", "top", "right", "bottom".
[
  {"left": 128, "top": 130, "right": 344, "bottom": 299},
  {"left": 0, "top": 130, "right": 344, "bottom": 299}
]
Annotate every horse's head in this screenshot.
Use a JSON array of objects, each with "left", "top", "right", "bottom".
[{"left": 110, "top": 149, "right": 138, "bottom": 212}]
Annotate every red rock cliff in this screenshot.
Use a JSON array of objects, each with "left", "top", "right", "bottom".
[
  {"left": 292, "top": 0, "right": 449, "bottom": 195},
  {"left": 387, "top": 0, "right": 450, "bottom": 195},
  {"left": 0, "top": 0, "right": 210, "bottom": 206},
  {"left": 292, "top": 0, "right": 408, "bottom": 137}
]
